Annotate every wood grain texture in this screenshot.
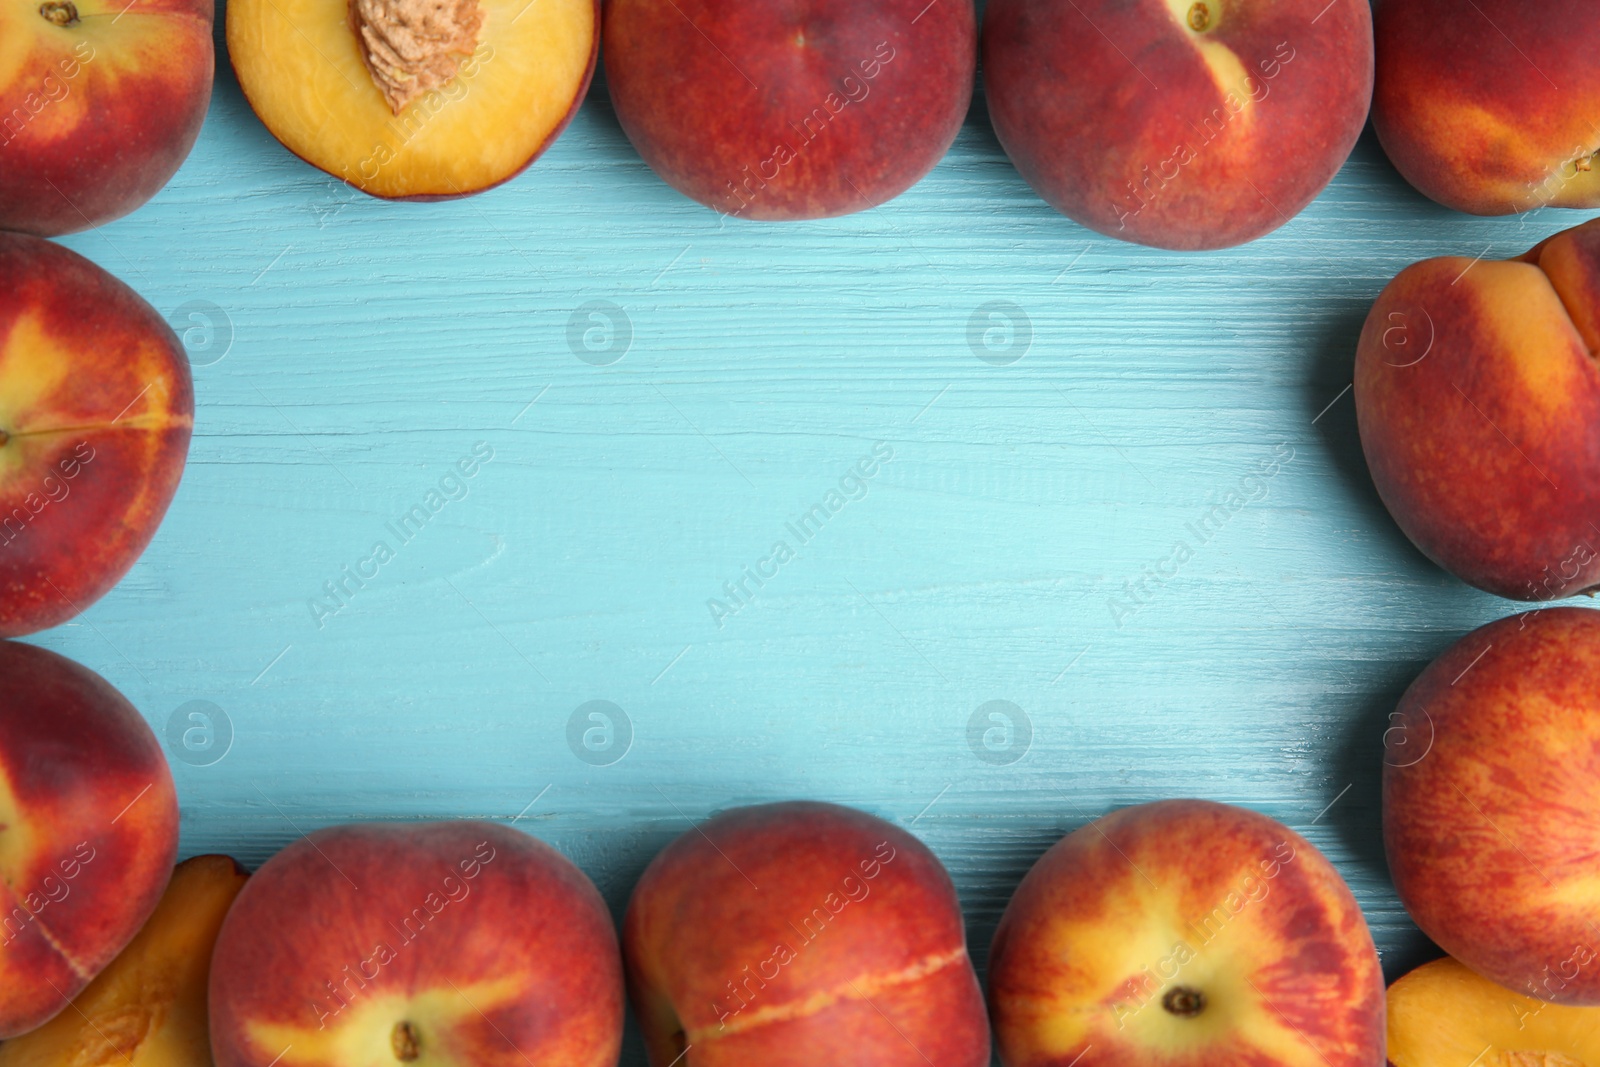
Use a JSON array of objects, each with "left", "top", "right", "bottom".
[{"left": 25, "top": 15, "right": 1598, "bottom": 1062}]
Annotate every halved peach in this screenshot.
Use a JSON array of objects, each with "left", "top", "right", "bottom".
[
  {"left": 1388, "top": 955, "right": 1600, "bottom": 1066},
  {"left": 226, "top": 0, "right": 596, "bottom": 199},
  {"left": 0, "top": 855, "right": 248, "bottom": 1066}
]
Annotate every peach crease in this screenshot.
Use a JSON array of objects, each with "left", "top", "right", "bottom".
[{"left": 684, "top": 945, "right": 972, "bottom": 1043}]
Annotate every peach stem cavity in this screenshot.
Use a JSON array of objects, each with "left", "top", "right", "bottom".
[
  {"left": 1162, "top": 985, "right": 1207, "bottom": 1018},
  {"left": 38, "top": 1, "right": 80, "bottom": 26}
]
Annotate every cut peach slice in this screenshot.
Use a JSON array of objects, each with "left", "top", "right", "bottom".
[
  {"left": 226, "top": 0, "right": 596, "bottom": 199},
  {"left": 1388, "top": 956, "right": 1600, "bottom": 1067},
  {"left": 0, "top": 855, "right": 248, "bottom": 1066}
]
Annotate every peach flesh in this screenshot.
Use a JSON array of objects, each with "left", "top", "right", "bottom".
[{"left": 226, "top": 0, "right": 597, "bottom": 199}]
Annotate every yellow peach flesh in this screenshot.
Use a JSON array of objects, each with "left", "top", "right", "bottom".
[
  {"left": 226, "top": 0, "right": 594, "bottom": 197},
  {"left": 1388, "top": 957, "right": 1600, "bottom": 1067},
  {"left": 0, "top": 855, "right": 247, "bottom": 1067}
]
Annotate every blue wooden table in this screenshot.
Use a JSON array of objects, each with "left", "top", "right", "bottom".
[{"left": 34, "top": 17, "right": 1587, "bottom": 1062}]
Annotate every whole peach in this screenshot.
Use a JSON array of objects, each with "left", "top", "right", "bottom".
[
  {"left": 1373, "top": 0, "right": 1600, "bottom": 215},
  {"left": 1355, "top": 217, "right": 1600, "bottom": 600},
  {"left": 0, "top": 640, "right": 180, "bottom": 1038},
  {"left": 208, "top": 821, "right": 624, "bottom": 1067},
  {"left": 989, "top": 799, "right": 1384, "bottom": 1066},
  {"left": 0, "top": 0, "right": 212, "bottom": 235},
  {"left": 624, "top": 800, "right": 990, "bottom": 1066},
  {"left": 604, "top": 0, "right": 975, "bottom": 219},
  {"left": 0, "top": 233, "right": 193, "bottom": 636},
  {"left": 1385, "top": 607, "right": 1600, "bottom": 1004},
  {"left": 983, "top": 0, "right": 1372, "bottom": 249}
]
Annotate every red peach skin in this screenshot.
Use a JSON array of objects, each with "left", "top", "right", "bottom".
[
  {"left": 0, "top": 640, "right": 180, "bottom": 1037},
  {"left": 0, "top": 0, "right": 213, "bottom": 235},
  {"left": 983, "top": 0, "right": 1372, "bottom": 249},
  {"left": 624, "top": 800, "right": 990, "bottom": 1066},
  {"left": 0, "top": 233, "right": 193, "bottom": 637},
  {"left": 1355, "top": 217, "right": 1600, "bottom": 600},
  {"left": 604, "top": 0, "right": 975, "bottom": 220},
  {"left": 1385, "top": 608, "right": 1600, "bottom": 1005},
  {"left": 1373, "top": 0, "right": 1600, "bottom": 215}
]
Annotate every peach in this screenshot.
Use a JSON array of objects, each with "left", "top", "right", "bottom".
[
  {"left": 603, "top": 0, "right": 975, "bottom": 220},
  {"left": 0, "top": 233, "right": 193, "bottom": 637},
  {"left": 1354, "top": 217, "right": 1600, "bottom": 600},
  {"left": 0, "top": 0, "right": 212, "bottom": 235},
  {"left": 227, "top": 0, "right": 596, "bottom": 199},
  {"left": 624, "top": 800, "right": 989, "bottom": 1066},
  {"left": 1384, "top": 607, "right": 1600, "bottom": 1004},
  {"left": 0, "top": 855, "right": 248, "bottom": 1066},
  {"left": 988, "top": 799, "right": 1384, "bottom": 1066},
  {"left": 0, "top": 639, "right": 180, "bottom": 1038},
  {"left": 1387, "top": 955, "right": 1600, "bottom": 1067},
  {"left": 982, "top": 0, "right": 1372, "bottom": 249},
  {"left": 207, "top": 821, "right": 623, "bottom": 1067},
  {"left": 1373, "top": 0, "right": 1600, "bottom": 215}
]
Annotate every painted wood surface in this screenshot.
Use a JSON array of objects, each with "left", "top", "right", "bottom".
[{"left": 30, "top": 18, "right": 1593, "bottom": 1062}]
